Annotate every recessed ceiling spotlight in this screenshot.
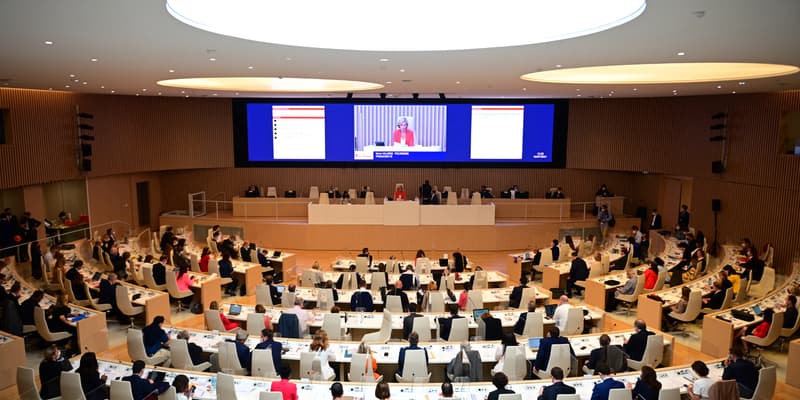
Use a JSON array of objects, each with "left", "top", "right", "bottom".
[
  {"left": 577, "top": 94, "right": 582, "bottom": 97},
  {"left": 136, "top": 93, "right": 140, "bottom": 96},
  {"left": 100, "top": 85, "right": 105, "bottom": 89},
  {"left": 213, "top": 93, "right": 218, "bottom": 96},
  {"left": 181, "top": 90, "right": 185, "bottom": 93},
  {"left": 456, "top": 81, "right": 461, "bottom": 84},
  {"left": 285, "top": 57, "right": 291, "bottom": 61},
  {"left": 65, "top": 85, "right": 70, "bottom": 88},
  {"left": 738, "top": 81, "right": 746, "bottom": 85},
  {"left": 576, "top": 88, "right": 580, "bottom": 91},
  {"left": 672, "top": 89, "right": 677, "bottom": 92},
  {"left": 110, "top": 90, "right": 115, "bottom": 93},
  {"left": 677, "top": 52, "right": 685, "bottom": 56},
  {"left": 610, "top": 90, "right": 614, "bottom": 93},
  {"left": 48, "top": 88, "right": 52, "bottom": 90},
  {"left": 247, "top": 66, "right": 254, "bottom": 70},
  {"left": 185, "top": 95, "right": 189, "bottom": 98},
  {"left": 716, "top": 85, "right": 722, "bottom": 89},
  {"left": 209, "top": 57, "right": 216, "bottom": 61},
  {"left": 385, "top": 81, "right": 392, "bottom": 84},
  {"left": 82, "top": 82, "right": 87, "bottom": 85},
  {"left": 90, "top": 58, "right": 98, "bottom": 62},
  {"left": 732, "top": 91, "right": 736, "bottom": 94},
  {"left": 235, "top": 92, "right": 239, "bottom": 95},
  {"left": 555, "top": 64, "right": 562, "bottom": 68},
  {"left": 69, "top": 74, "right": 75, "bottom": 78},
  {"left": 522, "top": 88, "right": 527, "bottom": 91},
  {"left": 379, "top": 58, "right": 390, "bottom": 62},
  {"left": 399, "top": 69, "right": 405, "bottom": 73},
  {"left": 73, "top": 79, "right": 79, "bottom": 82},
  {"left": 44, "top": 40, "right": 53, "bottom": 45},
  {"left": 632, "top": 88, "right": 637, "bottom": 91},
  {"left": 158, "top": 92, "right": 162, "bottom": 95},
  {"left": 142, "top": 88, "right": 147, "bottom": 91},
  {"left": 169, "top": 69, "right": 175, "bottom": 73}
]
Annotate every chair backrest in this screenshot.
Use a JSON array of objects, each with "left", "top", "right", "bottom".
[
  {"left": 34, "top": 306, "right": 65, "bottom": 342},
  {"left": 759, "top": 312, "right": 784, "bottom": 346},
  {"left": 556, "top": 395, "right": 581, "bottom": 400},
  {"left": 640, "top": 334, "right": 665, "bottom": 367},
  {"left": 460, "top": 188, "right": 470, "bottom": 200},
  {"left": 317, "top": 288, "right": 334, "bottom": 310},
  {"left": 601, "top": 254, "right": 611, "bottom": 274},
  {"left": 608, "top": 388, "right": 632, "bottom": 400},
  {"left": 735, "top": 278, "right": 750, "bottom": 304},
  {"left": 540, "top": 250, "right": 553, "bottom": 266},
  {"left": 720, "top": 287, "right": 734, "bottom": 310},
  {"left": 498, "top": 394, "right": 522, "bottom": 400},
  {"left": 401, "top": 349, "right": 429, "bottom": 381},
  {"left": 365, "top": 192, "right": 376, "bottom": 205},
  {"left": 208, "top": 258, "right": 221, "bottom": 275},
  {"left": 546, "top": 344, "right": 572, "bottom": 375},
  {"left": 309, "top": 186, "right": 320, "bottom": 199},
  {"left": 443, "top": 274, "right": 456, "bottom": 291},
  {"left": 159, "top": 386, "right": 177, "bottom": 400},
  {"left": 470, "top": 192, "right": 481, "bottom": 205},
  {"left": 657, "top": 387, "right": 681, "bottom": 400},
  {"left": 127, "top": 328, "right": 149, "bottom": 361},
  {"left": 371, "top": 272, "right": 388, "bottom": 290},
  {"left": 412, "top": 316, "right": 432, "bottom": 342},
  {"left": 247, "top": 312, "right": 266, "bottom": 336},
  {"left": 170, "top": 339, "right": 195, "bottom": 369},
  {"left": 523, "top": 312, "right": 544, "bottom": 338},
  {"left": 299, "top": 351, "right": 321, "bottom": 380},
  {"left": 301, "top": 270, "right": 317, "bottom": 287},
  {"left": 318, "top": 192, "right": 330, "bottom": 205},
  {"left": 16, "top": 366, "right": 38, "bottom": 400},
  {"left": 110, "top": 379, "right": 134, "bottom": 400},
  {"left": 219, "top": 342, "right": 245, "bottom": 373},
  {"left": 428, "top": 291, "right": 445, "bottom": 312},
  {"left": 501, "top": 346, "right": 527, "bottom": 381},
  {"left": 143, "top": 265, "right": 165, "bottom": 289},
  {"left": 386, "top": 295, "right": 403, "bottom": 312},
  {"left": 216, "top": 373, "right": 238, "bottom": 400},
  {"left": 260, "top": 392, "right": 284, "bottom": 400},
  {"left": 267, "top": 186, "right": 278, "bottom": 197},
  {"left": 281, "top": 291, "right": 297, "bottom": 308},
  {"left": 322, "top": 313, "right": 344, "bottom": 340},
  {"left": 677, "top": 290, "right": 703, "bottom": 321},
  {"left": 190, "top": 254, "right": 201, "bottom": 273},
  {"left": 446, "top": 192, "right": 458, "bottom": 205},
  {"left": 763, "top": 245, "right": 774, "bottom": 268},
  {"left": 251, "top": 349, "right": 279, "bottom": 378},
  {"left": 60, "top": 371, "right": 87, "bottom": 400},
  {"left": 355, "top": 257, "right": 369, "bottom": 274},
  {"left": 564, "top": 307, "right": 584, "bottom": 335},
  {"left": 466, "top": 290, "right": 483, "bottom": 312},
  {"left": 473, "top": 270, "right": 488, "bottom": 289},
  {"left": 518, "top": 287, "right": 536, "bottom": 310},
  {"left": 707, "top": 379, "right": 739, "bottom": 400},
  {"left": 348, "top": 352, "right": 378, "bottom": 382},
  {"left": 165, "top": 269, "right": 184, "bottom": 297},
  {"left": 256, "top": 284, "right": 270, "bottom": 306},
  {"left": 587, "top": 263, "right": 604, "bottom": 279},
  {"left": 653, "top": 269, "right": 667, "bottom": 291},
  {"left": 750, "top": 267, "right": 776, "bottom": 297},
  {"left": 448, "top": 318, "right": 469, "bottom": 342},
  {"left": 205, "top": 310, "right": 227, "bottom": 331}
]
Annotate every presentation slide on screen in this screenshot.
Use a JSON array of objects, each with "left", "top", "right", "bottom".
[{"left": 242, "top": 101, "right": 559, "bottom": 164}]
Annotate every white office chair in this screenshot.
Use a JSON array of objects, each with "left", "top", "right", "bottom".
[
  {"left": 702, "top": 288, "right": 734, "bottom": 314},
  {"left": 299, "top": 351, "right": 331, "bottom": 381},
  {"left": 743, "top": 312, "right": 784, "bottom": 350},
  {"left": 667, "top": 290, "right": 703, "bottom": 336},
  {"left": 216, "top": 373, "right": 238, "bottom": 400},
  {"left": 159, "top": 387, "right": 177, "bottom": 400},
  {"left": 460, "top": 188, "right": 470, "bottom": 200},
  {"left": 317, "top": 288, "right": 334, "bottom": 311},
  {"left": 780, "top": 308, "right": 800, "bottom": 350},
  {"left": 658, "top": 387, "right": 681, "bottom": 400},
  {"left": 743, "top": 365, "right": 776, "bottom": 400},
  {"left": 349, "top": 353, "right": 383, "bottom": 382},
  {"left": 340, "top": 272, "right": 358, "bottom": 290},
  {"left": 608, "top": 388, "right": 633, "bottom": 400},
  {"left": 447, "top": 192, "right": 458, "bottom": 205},
  {"left": 412, "top": 316, "right": 433, "bottom": 342},
  {"left": 556, "top": 395, "right": 581, "bottom": 400},
  {"left": 365, "top": 192, "right": 376, "bottom": 204},
  {"left": 500, "top": 346, "right": 528, "bottom": 381},
  {"left": 517, "top": 287, "right": 536, "bottom": 310},
  {"left": 318, "top": 192, "right": 330, "bottom": 205},
  {"left": 498, "top": 395, "right": 522, "bottom": 400},
  {"left": 60, "top": 371, "right": 87, "bottom": 400},
  {"left": 540, "top": 250, "right": 553, "bottom": 267},
  {"left": 219, "top": 342, "right": 248, "bottom": 375},
  {"left": 260, "top": 392, "right": 284, "bottom": 400},
  {"left": 309, "top": 186, "right": 320, "bottom": 199},
  {"left": 427, "top": 291, "right": 445, "bottom": 312},
  {"left": 471, "top": 192, "right": 482, "bottom": 205},
  {"left": 442, "top": 186, "right": 452, "bottom": 193},
  {"left": 615, "top": 274, "right": 646, "bottom": 315},
  {"left": 165, "top": 270, "right": 194, "bottom": 312},
  {"left": 518, "top": 312, "right": 544, "bottom": 339},
  {"left": 16, "top": 366, "right": 39, "bottom": 400},
  {"left": 247, "top": 312, "right": 267, "bottom": 336},
  {"left": 128, "top": 328, "right": 171, "bottom": 366},
  {"left": 170, "top": 339, "right": 212, "bottom": 371},
  {"left": 627, "top": 334, "right": 665, "bottom": 370},
  {"left": 322, "top": 313, "right": 346, "bottom": 340},
  {"left": 448, "top": 318, "right": 469, "bottom": 342},
  {"left": 386, "top": 295, "right": 404, "bottom": 312},
  {"left": 466, "top": 290, "right": 483, "bottom": 312},
  {"left": 473, "top": 270, "right": 488, "bottom": 289},
  {"left": 734, "top": 278, "right": 750, "bottom": 305},
  {"left": 362, "top": 311, "right": 392, "bottom": 343},
  {"left": 208, "top": 259, "right": 233, "bottom": 289},
  {"left": 143, "top": 265, "right": 167, "bottom": 291},
  {"left": 370, "top": 272, "right": 388, "bottom": 290},
  {"left": 348, "top": 188, "right": 357, "bottom": 199},
  {"left": 251, "top": 349, "right": 279, "bottom": 378},
  {"left": 116, "top": 285, "right": 144, "bottom": 327},
  {"left": 442, "top": 274, "right": 456, "bottom": 291},
  {"left": 205, "top": 309, "right": 236, "bottom": 332},
  {"left": 65, "top": 279, "right": 92, "bottom": 307},
  {"left": 301, "top": 270, "right": 318, "bottom": 288},
  {"left": 563, "top": 307, "right": 585, "bottom": 336},
  {"left": 355, "top": 257, "right": 369, "bottom": 274},
  {"left": 395, "top": 349, "right": 431, "bottom": 383},
  {"left": 762, "top": 245, "right": 774, "bottom": 269},
  {"left": 34, "top": 306, "right": 72, "bottom": 344},
  {"left": 536, "top": 343, "right": 571, "bottom": 379},
  {"left": 266, "top": 186, "right": 278, "bottom": 198},
  {"left": 281, "top": 291, "right": 297, "bottom": 308},
  {"left": 643, "top": 270, "right": 667, "bottom": 294},
  {"left": 256, "top": 284, "right": 270, "bottom": 306},
  {"left": 748, "top": 268, "right": 775, "bottom": 298},
  {"left": 110, "top": 379, "right": 134, "bottom": 400}
]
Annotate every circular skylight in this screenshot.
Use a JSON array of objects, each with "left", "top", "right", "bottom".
[
  {"left": 521, "top": 63, "right": 800, "bottom": 84},
  {"left": 157, "top": 77, "right": 384, "bottom": 92},
  {"left": 166, "top": 0, "right": 647, "bottom": 51}
]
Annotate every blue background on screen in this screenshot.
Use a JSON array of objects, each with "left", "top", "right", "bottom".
[{"left": 246, "top": 103, "right": 555, "bottom": 163}]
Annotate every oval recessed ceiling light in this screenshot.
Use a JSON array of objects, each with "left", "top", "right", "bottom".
[
  {"left": 166, "top": 0, "right": 647, "bottom": 51},
  {"left": 521, "top": 62, "right": 799, "bottom": 84},
  {"left": 157, "top": 77, "right": 384, "bottom": 92}
]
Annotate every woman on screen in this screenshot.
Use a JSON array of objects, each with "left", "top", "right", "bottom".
[{"left": 392, "top": 116, "right": 415, "bottom": 147}]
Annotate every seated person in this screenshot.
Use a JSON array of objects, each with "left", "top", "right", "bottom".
[
  {"left": 438, "top": 304, "right": 464, "bottom": 340},
  {"left": 585, "top": 334, "right": 626, "bottom": 374},
  {"left": 209, "top": 301, "right": 239, "bottom": 331},
  {"left": 350, "top": 281, "right": 375, "bottom": 312},
  {"left": 509, "top": 275, "right": 529, "bottom": 309},
  {"left": 392, "top": 117, "right": 414, "bottom": 146},
  {"left": 591, "top": 363, "right": 625, "bottom": 400},
  {"left": 779, "top": 295, "right": 799, "bottom": 329},
  {"left": 487, "top": 372, "right": 514, "bottom": 400},
  {"left": 514, "top": 300, "right": 537, "bottom": 335},
  {"left": 397, "top": 332, "right": 428, "bottom": 377},
  {"left": 141, "top": 316, "right": 171, "bottom": 365},
  {"left": 244, "top": 185, "right": 260, "bottom": 197},
  {"left": 722, "top": 346, "right": 758, "bottom": 398},
  {"left": 702, "top": 281, "right": 727, "bottom": 310},
  {"left": 615, "top": 269, "right": 639, "bottom": 298},
  {"left": 480, "top": 311, "right": 503, "bottom": 341},
  {"left": 687, "top": 361, "right": 715, "bottom": 400},
  {"left": 402, "top": 303, "right": 424, "bottom": 340},
  {"left": 623, "top": 320, "right": 654, "bottom": 362},
  {"left": 533, "top": 326, "right": 575, "bottom": 378},
  {"left": 384, "top": 280, "right": 410, "bottom": 312},
  {"left": 734, "top": 307, "right": 774, "bottom": 354},
  {"left": 271, "top": 365, "right": 297, "bottom": 400},
  {"left": 122, "top": 360, "right": 169, "bottom": 400},
  {"left": 537, "top": 366, "right": 575, "bottom": 400}
]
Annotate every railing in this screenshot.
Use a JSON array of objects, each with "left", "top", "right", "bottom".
[{"left": 0, "top": 220, "right": 132, "bottom": 258}]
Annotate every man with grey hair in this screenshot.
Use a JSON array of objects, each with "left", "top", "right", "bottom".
[
  {"left": 552, "top": 295, "right": 572, "bottom": 332},
  {"left": 623, "top": 319, "right": 654, "bottom": 362},
  {"left": 285, "top": 296, "right": 310, "bottom": 335}
]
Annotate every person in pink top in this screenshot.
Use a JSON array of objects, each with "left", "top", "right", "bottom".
[
  {"left": 270, "top": 365, "right": 297, "bottom": 400},
  {"left": 175, "top": 265, "right": 194, "bottom": 292}
]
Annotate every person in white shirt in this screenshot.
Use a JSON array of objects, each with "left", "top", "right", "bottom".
[
  {"left": 43, "top": 245, "right": 57, "bottom": 273},
  {"left": 552, "top": 295, "right": 571, "bottom": 332},
  {"left": 687, "top": 360, "right": 715, "bottom": 400},
  {"left": 310, "top": 330, "right": 336, "bottom": 380},
  {"left": 285, "top": 297, "right": 311, "bottom": 335}
]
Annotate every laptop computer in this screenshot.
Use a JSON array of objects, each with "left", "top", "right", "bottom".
[
  {"left": 147, "top": 371, "right": 166, "bottom": 383},
  {"left": 276, "top": 285, "right": 286, "bottom": 294},
  {"left": 91, "top": 272, "right": 102, "bottom": 281},
  {"left": 544, "top": 304, "right": 558, "bottom": 318},
  {"left": 472, "top": 308, "right": 489, "bottom": 321},
  {"left": 528, "top": 337, "right": 542, "bottom": 349},
  {"left": 752, "top": 305, "right": 763, "bottom": 316},
  {"left": 272, "top": 250, "right": 282, "bottom": 258},
  {"left": 439, "top": 258, "right": 449, "bottom": 267},
  {"left": 229, "top": 304, "right": 242, "bottom": 316}
]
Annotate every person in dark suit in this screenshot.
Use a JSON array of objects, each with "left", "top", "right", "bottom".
[
  {"left": 75, "top": 352, "right": 108, "bottom": 400},
  {"left": 532, "top": 248, "right": 542, "bottom": 266},
  {"left": 257, "top": 249, "right": 272, "bottom": 268},
  {"left": 487, "top": 372, "right": 515, "bottom": 400},
  {"left": 240, "top": 241, "right": 252, "bottom": 262},
  {"left": 151, "top": 255, "right": 167, "bottom": 286},
  {"left": 624, "top": 320, "right": 654, "bottom": 362},
  {"left": 438, "top": 304, "right": 465, "bottom": 340},
  {"left": 420, "top": 180, "right": 432, "bottom": 204},
  {"left": 550, "top": 239, "right": 560, "bottom": 262},
  {"left": 677, "top": 204, "right": 690, "bottom": 231},
  {"left": 740, "top": 256, "right": 765, "bottom": 282},
  {"left": 159, "top": 226, "right": 176, "bottom": 252},
  {"left": 336, "top": 264, "right": 363, "bottom": 289},
  {"left": 397, "top": 332, "right": 429, "bottom": 377},
  {"left": 534, "top": 326, "right": 575, "bottom": 378},
  {"left": 384, "top": 280, "right": 410, "bottom": 312},
  {"left": 508, "top": 275, "right": 529, "bottom": 308},
  {"left": 357, "top": 247, "right": 373, "bottom": 268},
  {"left": 65, "top": 260, "right": 83, "bottom": 282},
  {"left": 122, "top": 360, "right": 166, "bottom": 400},
  {"left": 702, "top": 281, "right": 727, "bottom": 310},
  {"left": 591, "top": 363, "right": 625, "bottom": 400},
  {"left": 176, "top": 330, "right": 206, "bottom": 366},
  {"left": 350, "top": 282, "right": 375, "bottom": 312},
  {"left": 649, "top": 210, "right": 662, "bottom": 231},
  {"left": 514, "top": 300, "right": 537, "bottom": 335},
  {"left": 480, "top": 311, "right": 503, "bottom": 341},
  {"left": 452, "top": 250, "right": 467, "bottom": 272},
  {"left": 39, "top": 345, "right": 72, "bottom": 399},
  {"left": 630, "top": 365, "right": 662, "bottom": 400},
  {"left": 402, "top": 303, "right": 424, "bottom": 340},
  {"left": 20, "top": 289, "right": 44, "bottom": 326},
  {"left": 255, "top": 328, "right": 283, "bottom": 372},
  {"left": 537, "top": 366, "right": 576, "bottom": 400},
  {"left": 98, "top": 272, "right": 121, "bottom": 315},
  {"left": 566, "top": 252, "right": 589, "bottom": 297},
  {"left": 722, "top": 346, "right": 759, "bottom": 398},
  {"left": 781, "top": 295, "right": 799, "bottom": 329},
  {"left": 264, "top": 275, "right": 281, "bottom": 305}
]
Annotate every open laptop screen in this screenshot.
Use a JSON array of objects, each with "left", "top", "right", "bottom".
[{"left": 472, "top": 308, "right": 489, "bottom": 321}]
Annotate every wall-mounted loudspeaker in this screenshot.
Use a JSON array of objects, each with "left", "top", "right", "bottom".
[
  {"left": 712, "top": 199, "right": 721, "bottom": 212},
  {"left": 711, "top": 160, "right": 725, "bottom": 174}
]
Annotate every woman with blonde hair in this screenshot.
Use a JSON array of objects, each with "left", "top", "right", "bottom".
[{"left": 310, "top": 329, "right": 336, "bottom": 380}]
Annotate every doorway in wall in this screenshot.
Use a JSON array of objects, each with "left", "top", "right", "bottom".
[{"left": 136, "top": 182, "right": 150, "bottom": 227}]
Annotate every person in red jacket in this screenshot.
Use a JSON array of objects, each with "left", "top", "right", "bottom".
[
  {"left": 392, "top": 117, "right": 414, "bottom": 146},
  {"left": 270, "top": 365, "right": 297, "bottom": 400},
  {"left": 643, "top": 262, "right": 659, "bottom": 290}
]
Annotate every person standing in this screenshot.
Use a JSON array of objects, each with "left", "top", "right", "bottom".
[
  {"left": 677, "top": 205, "right": 690, "bottom": 231},
  {"left": 421, "top": 180, "right": 432, "bottom": 204},
  {"left": 598, "top": 205, "right": 613, "bottom": 242}
]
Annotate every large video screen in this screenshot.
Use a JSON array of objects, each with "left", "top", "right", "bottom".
[{"left": 233, "top": 99, "right": 567, "bottom": 167}]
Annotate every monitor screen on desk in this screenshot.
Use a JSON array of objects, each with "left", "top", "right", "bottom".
[
  {"left": 472, "top": 308, "right": 489, "bottom": 321},
  {"left": 272, "top": 251, "right": 282, "bottom": 258},
  {"left": 439, "top": 258, "right": 449, "bottom": 267},
  {"left": 544, "top": 304, "right": 558, "bottom": 318},
  {"left": 528, "top": 337, "right": 542, "bottom": 349},
  {"left": 752, "top": 305, "right": 762, "bottom": 316},
  {"left": 276, "top": 285, "right": 285, "bottom": 293},
  {"left": 233, "top": 98, "right": 567, "bottom": 167}
]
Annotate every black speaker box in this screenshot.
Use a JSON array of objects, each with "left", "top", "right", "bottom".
[
  {"left": 712, "top": 199, "right": 721, "bottom": 212},
  {"left": 712, "top": 160, "right": 725, "bottom": 173},
  {"left": 81, "top": 159, "right": 92, "bottom": 171}
]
